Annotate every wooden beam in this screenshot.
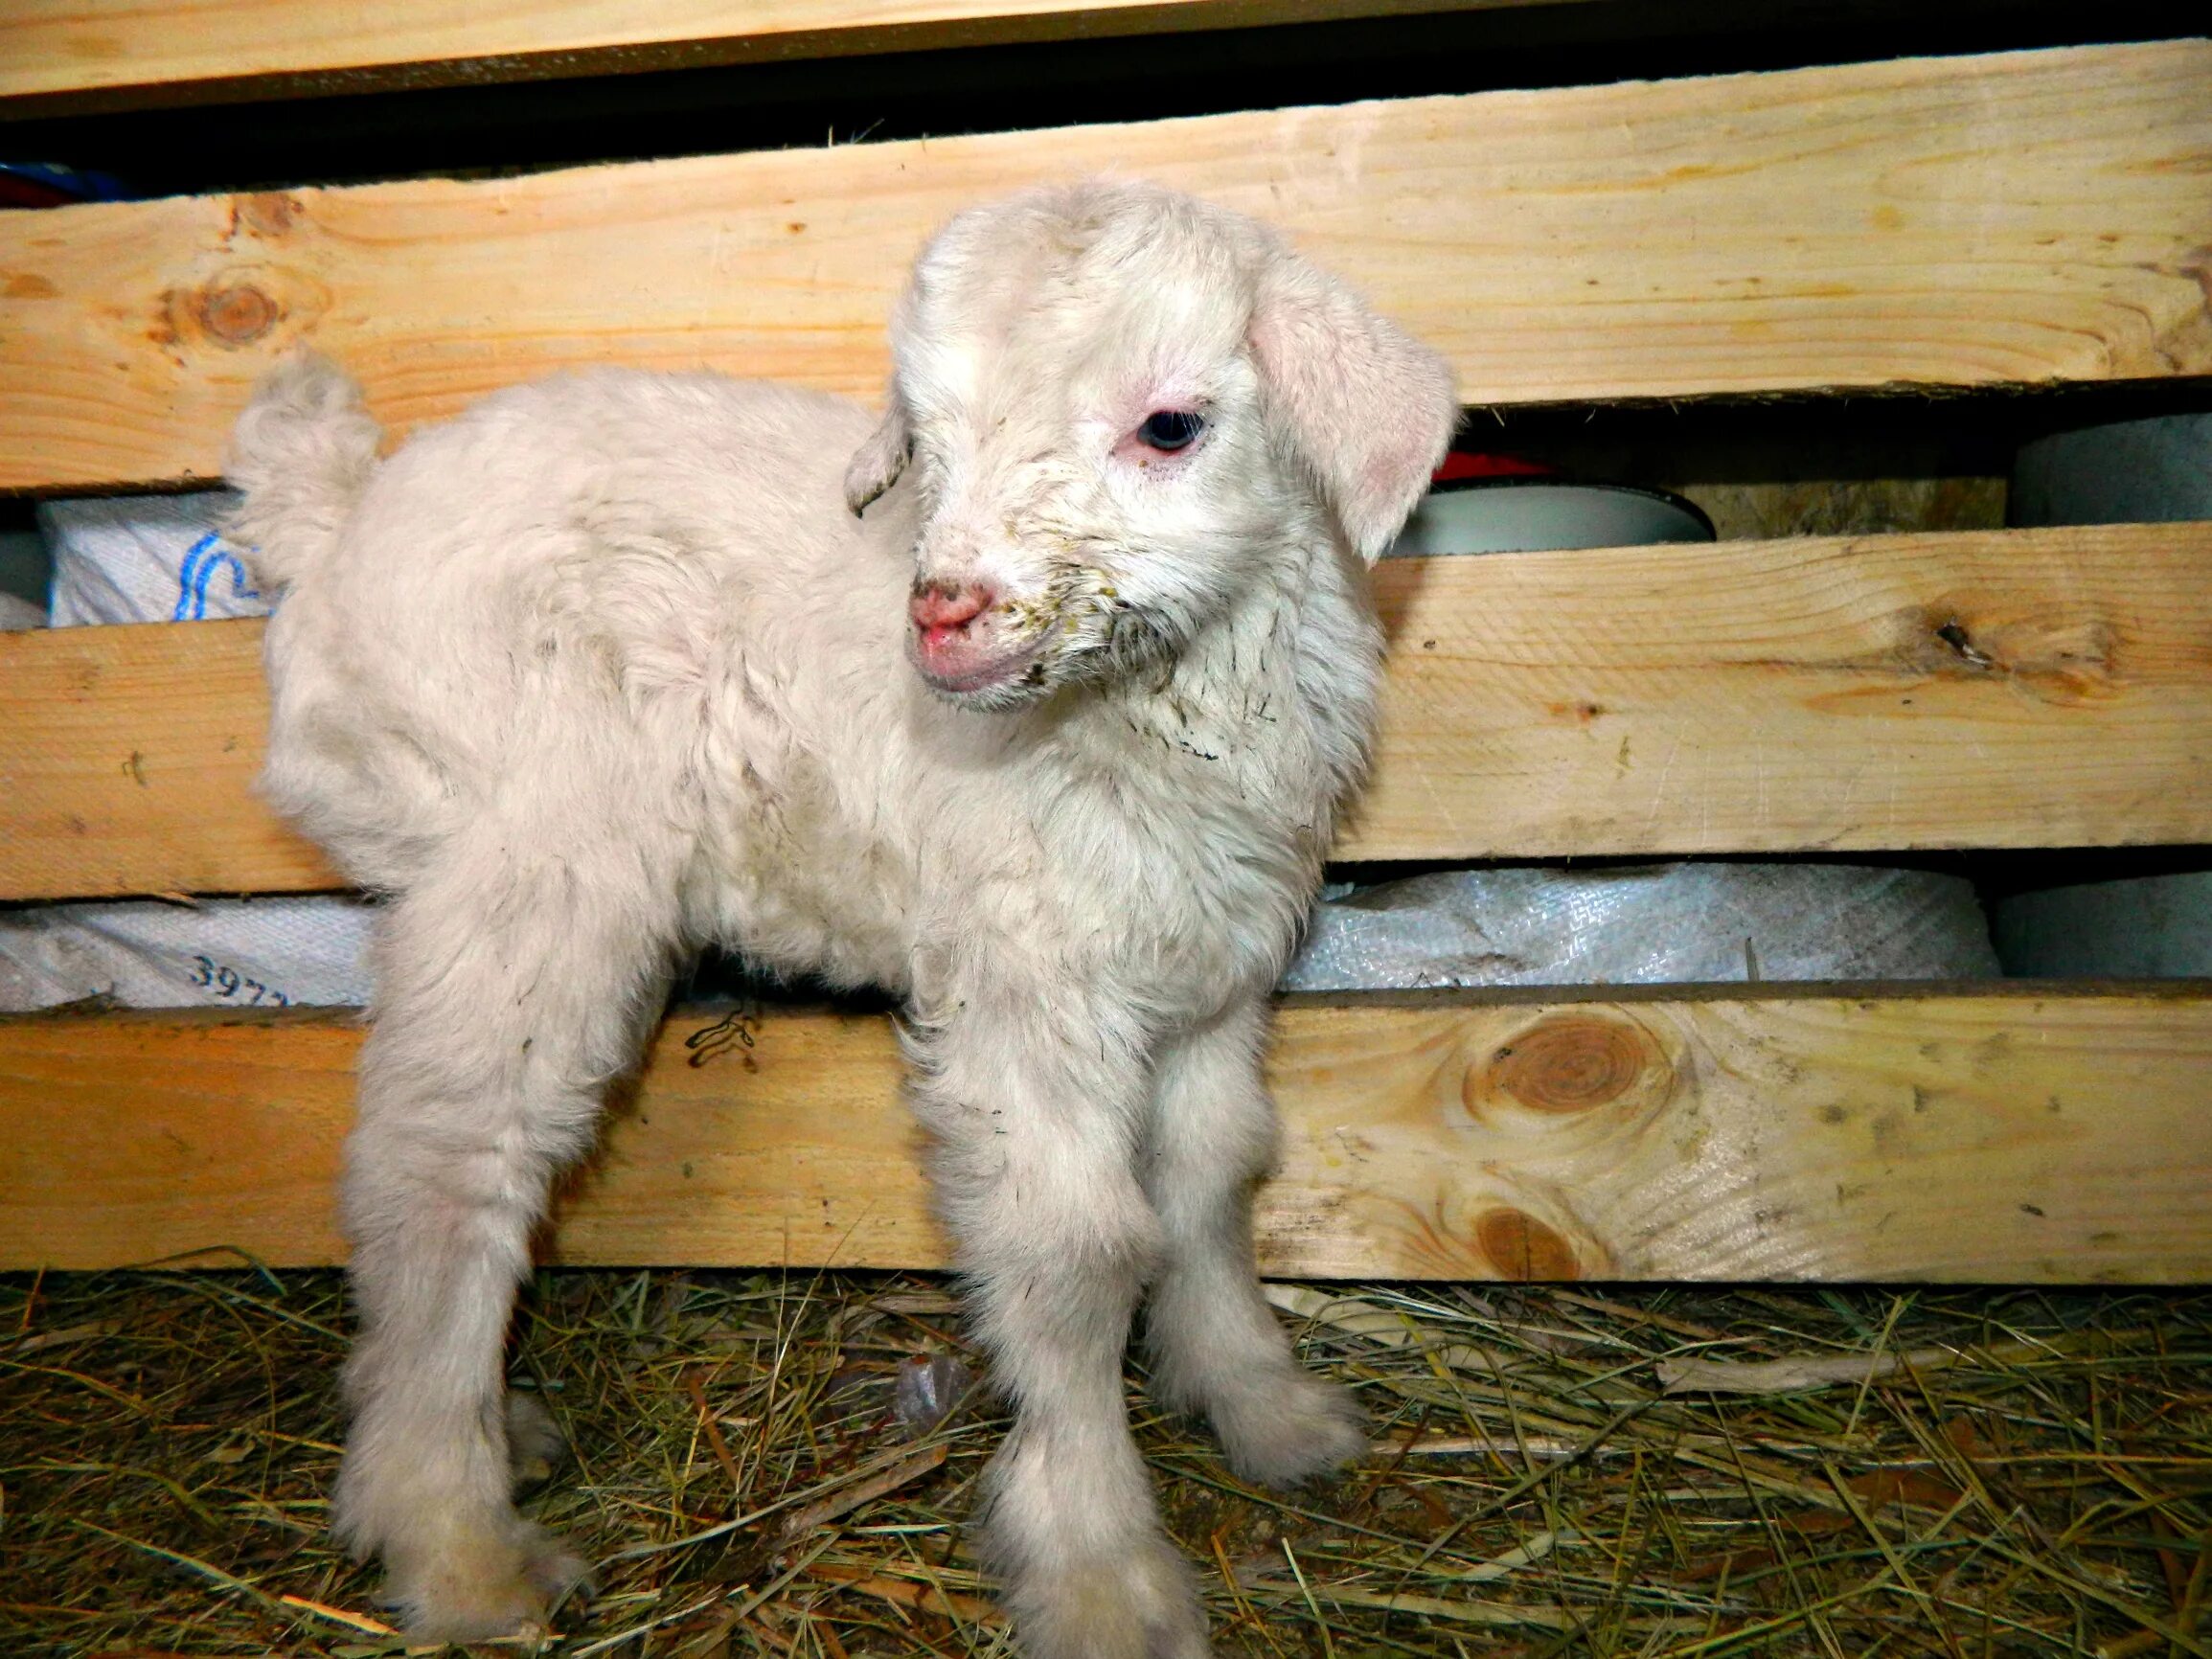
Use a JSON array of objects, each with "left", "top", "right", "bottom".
[
  {"left": 5, "top": 987, "right": 2209, "bottom": 1280},
  {"left": 0, "top": 1, "right": 1560, "bottom": 115},
  {"left": 6, "top": 523, "right": 2209, "bottom": 900},
  {"left": 2, "top": 40, "right": 2207, "bottom": 491}
]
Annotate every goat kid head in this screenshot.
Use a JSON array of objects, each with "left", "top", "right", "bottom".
[{"left": 844, "top": 180, "right": 1459, "bottom": 709}]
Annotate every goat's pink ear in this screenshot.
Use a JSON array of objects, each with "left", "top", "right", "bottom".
[
  {"left": 844, "top": 393, "right": 912, "bottom": 518},
  {"left": 1249, "top": 260, "right": 1459, "bottom": 562}
]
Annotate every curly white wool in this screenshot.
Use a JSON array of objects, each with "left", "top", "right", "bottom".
[{"left": 227, "top": 178, "right": 1457, "bottom": 1658}]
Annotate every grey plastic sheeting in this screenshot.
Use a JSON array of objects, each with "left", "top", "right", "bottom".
[
  {"left": 5, "top": 864, "right": 2002, "bottom": 1011},
  {"left": 1284, "top": 864, "right": 1999, "bottom": 990}
]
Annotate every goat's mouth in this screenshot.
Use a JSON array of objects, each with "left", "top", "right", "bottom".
[
  {"left": 910, "top": 629, "right": 1052, "bottom": 700},
  {"left": 904, "top": 559, "right": 1173, "bottom": 706}
]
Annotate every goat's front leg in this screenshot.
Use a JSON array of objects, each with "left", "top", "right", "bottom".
[
  {"left": 1142, "top": 995, "right": 1366, "bottom": 1488},
  {"left": 336, "top": 828, "right": 681, "bottom": 1641},
  {"left": 909, "top": 990, "right": 1210, "bottom": 1659}
]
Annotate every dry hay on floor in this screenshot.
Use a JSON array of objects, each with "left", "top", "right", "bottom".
[{"left": 5, "top": 1267, "right": 2211, "bottom": 1658}]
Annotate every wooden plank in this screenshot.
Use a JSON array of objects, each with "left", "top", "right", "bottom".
[
  {"left": 0, "top": 1, "right": 1558, "bottom": 114},
  {"left": 1353, "top": 521, "right": 2212, "bottom": 861},
  {"left": 2, "top": 40, "right": 2207, "bottom": 491},
  {"left": 6, "top": 523, "right": 2209, "bottom": 899},
  {"left": 0, "top": 617, "right": 339, "bottom": 898},
  {"left": 4, "top": 987, "right": 2209, "bottom": 1280}
]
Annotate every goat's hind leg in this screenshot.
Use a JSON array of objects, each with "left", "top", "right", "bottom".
[{"left": 334, "top": 825, "right": 683, "bottom": 1641}]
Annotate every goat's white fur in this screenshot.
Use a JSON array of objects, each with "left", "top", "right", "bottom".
[{"left": 227, "top": 179, "right": 1457, "bottom": 1656}]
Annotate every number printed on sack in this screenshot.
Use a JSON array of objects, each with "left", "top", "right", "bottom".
[{"left": 189, "top": 954, "right": 292, "bottom": 1007}]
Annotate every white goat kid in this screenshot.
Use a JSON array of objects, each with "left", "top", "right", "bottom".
[{"left": 227, "top": 179, "right": 1457, "bottom": 1657}]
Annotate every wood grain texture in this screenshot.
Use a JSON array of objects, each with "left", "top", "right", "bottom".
[
  {"left": 6, "top": 523, "right": 2208, "bottom": 899},
  {"left": 5, "top": 988, "right": 2208, "bottom": 1280},
  {"left": 3, "top": 40, "right": 2208, "bottom": 491},
  {"left": 0, "top": 618, "right": 338, "bottom": 899},
  {"left": 1352, "top": 521, "right": 2212, "bottom": 860},
  {"left": 0, "top": 0, "right": 1555, "bottom": 112}
]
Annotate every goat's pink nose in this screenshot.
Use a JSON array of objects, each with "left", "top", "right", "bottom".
[{"left": 910, "top": 583, "right": 993, "bottom": 641}]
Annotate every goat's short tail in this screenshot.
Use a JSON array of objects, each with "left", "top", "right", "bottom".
[{"left": 223, "top": 352, "right": 382, "bottom": 591}]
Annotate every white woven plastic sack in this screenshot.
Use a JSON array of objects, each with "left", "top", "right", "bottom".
[
  {"left": 15, "top": 493, "right": 374, "bottom": 1012},
  {"left": 0, "top": 897, "right": 375, "bottom": 1012},
  {"left": 1283, "top": 863, "right": 1997, "bottom": 989},
  {"left": 41, "top": 489, "right": 265, "bottom": 626}
]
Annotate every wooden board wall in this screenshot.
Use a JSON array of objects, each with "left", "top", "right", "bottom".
[
  {"left": 0, "top": 1, "right": 1559, "bottom": 113},
  {"left": 6, "top": 524, "right": 2208, "bottom": 900},
  {"left": 5, "top": 989, "right": 2208, "bottom": 1281},
  {"left": 2, "top": 40, "right": 2208, "bottom": 491}
]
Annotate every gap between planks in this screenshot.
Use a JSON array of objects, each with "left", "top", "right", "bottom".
[{"left": 0, "top": 0, "right": 1570, "bottom": 112}]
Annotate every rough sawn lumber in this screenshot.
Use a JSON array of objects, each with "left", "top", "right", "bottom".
[{"left": 2, "top": 988, "right": 2207, "bottom": 1281}]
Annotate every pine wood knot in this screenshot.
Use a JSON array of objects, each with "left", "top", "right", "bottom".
[
  {"left": 1478, "top": 1014, "right": 1656, "bottom": 1115},
  {"left": 198, "top": 282, "right": 278, "bottom": 345},
  {"left": 232, "top": 192, "right": 301, "bottom": 238},
  {"left": 1476, "top": 1207, "right": 1580, "bottom": 1281}
]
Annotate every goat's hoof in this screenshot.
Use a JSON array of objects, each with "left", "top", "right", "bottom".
[
  {"left": 1216, "top": 1367, "right": 1368, "bottom": 1491},
  {"left": 382, "top": 1519, "right": 592, "bottom": 1643},
  {"left": 1010, "top": 1539, "right": 1212, "bottom": 1659},
  {"left": 507, "top": 1390, "right": 567, "bottom": 1491}
]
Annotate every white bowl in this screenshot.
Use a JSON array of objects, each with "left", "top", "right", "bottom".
[{"left": 1387, "top": 478, "right": 1714, "bottom": 557}]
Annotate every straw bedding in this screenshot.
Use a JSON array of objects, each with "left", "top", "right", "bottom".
[{"left": 6, "top": 1268, "right": 2209, "bottom": 1657}]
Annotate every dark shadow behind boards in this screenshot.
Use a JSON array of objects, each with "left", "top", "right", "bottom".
[{"left": 0, "top": 0, "right": 2191, "bottom": 198}]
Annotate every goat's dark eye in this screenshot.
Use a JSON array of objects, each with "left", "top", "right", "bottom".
[{"left": 1137, "top": 410, "right": 1204, "bottom": 452}]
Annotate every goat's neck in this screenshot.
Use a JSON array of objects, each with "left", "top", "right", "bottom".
[{"left": 1089, "top": 533, "right": 1374, "bottom": 811}]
